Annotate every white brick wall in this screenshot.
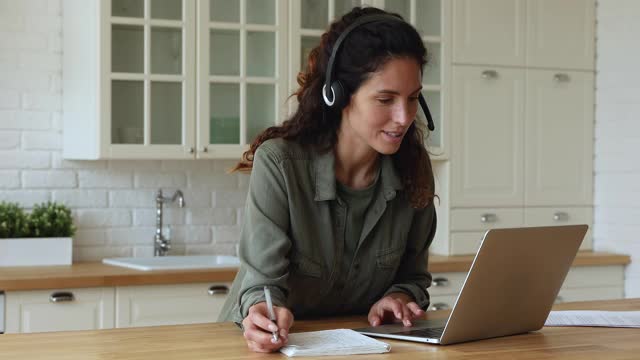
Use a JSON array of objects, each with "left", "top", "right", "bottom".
[
  {"left": 0, "top": 0, "right": 247, "bottom": 261},
  {"left": 595, "top": 0, "right": 640, "bottom": 297}
]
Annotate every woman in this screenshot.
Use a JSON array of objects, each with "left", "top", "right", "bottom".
[{"left": 218, "top": 6, "right": 437, "bottom": 353}]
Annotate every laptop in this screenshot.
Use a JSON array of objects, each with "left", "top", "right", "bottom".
[{"left": 354, "top": 225, "right": 588, "bottom": 345}]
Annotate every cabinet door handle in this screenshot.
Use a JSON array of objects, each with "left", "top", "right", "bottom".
[
  {"left": 429, "top": 302, "right": 450, "bottom": 311},
  {"left": 188, "top": 147, "right": 195, "bottom": 154},
  {"left": 202, "top": 146, "right": 208, "bottom": 153},
  {"left": 49, "top": 291, "right": 75, "bottom": 303},
  {"left": 208, "top": 285, "right": 229, "bottom": 296},
  {"left": 553, "top": 73, "right": 570, "bottom": 83},
  {"left": 481, "top": 70, "right": 498, "bottom": 79},
  {"left": 553, "top": 212, "right": 569, "bottom": 221},
  {"left": 431, "top": 277, "right": 450, "bottom": 287},
  {"left": 555, "top": 295, "right": 564, "bottom": 304},
  {"left": 480, "top": 213, "right": 497, "bottom": 223}
]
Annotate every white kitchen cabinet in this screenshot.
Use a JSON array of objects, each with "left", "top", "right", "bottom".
[
  {"left": 4, "top": 287, "right": 115, "bottom": 334},
  {"left": 452, "top": 0, "right": 526, "bottom": 66},
  {"left": 453, "top": 0, "right": 595, "bottom": 69},
  {"left": 437, "top": 0, "right": 596, "bottom": 256},
  {"left": 428, "top": 265, "right": 625, "bottom": 311},
  {"left": 63, "top": 0, "right": 287, "bottom": 159},
  {"left": 450, "top": 65, "right": 525, "bottom": 207},
  {"left": 115, "top": 282, "right": 230, "bottom": 328},
  {"left": 524, "top": 69, "right": 594, "bottom": 207},
  {"left": 448, "top": 65, "right": 594, "bottom": 255},
  {"left": 526, "top": 0, "right": 595, "bottom": 70},
  {"left": 524, "top": 207, "right": 593, "bottom": 250},
  {"left": 3, "top": 282, "right": 229, "bottom": 333}
]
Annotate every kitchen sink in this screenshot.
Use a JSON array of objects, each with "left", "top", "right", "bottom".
[{"left": 102, "top": 255, "right": 240, "bottom": 271}]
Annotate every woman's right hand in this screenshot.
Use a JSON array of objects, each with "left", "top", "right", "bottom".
[{"left": 242, "top": 302, "right": 294, "bottom": 353}]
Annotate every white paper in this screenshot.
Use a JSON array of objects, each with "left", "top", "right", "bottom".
[
  {"left": 279, "top": 329, "right": 391, "bottom": 357},
  {"left": 545, "top": 310, "right": 640, "bottom": 328}
]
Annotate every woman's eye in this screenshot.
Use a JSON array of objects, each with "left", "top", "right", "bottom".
[
  {"left": 377, "top": 98, "right": 393, "bottom": 104},
  {"left": 409, "top": 96, "right": 419, "bottom": 102}
]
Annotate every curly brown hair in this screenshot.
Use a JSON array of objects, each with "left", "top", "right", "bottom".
[{"left": 232, "top": 6, "right": 435, "bottom": 209}]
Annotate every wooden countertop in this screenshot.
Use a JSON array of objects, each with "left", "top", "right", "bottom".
[
  {"left": 0, "top": 251, "right": 630, "bottom": 291},
  {"left": 1, "top": 298, "right": 639, "bottom": 359},
  {"left": 428, "top": 250, "right": 631, "bottom": 273}
]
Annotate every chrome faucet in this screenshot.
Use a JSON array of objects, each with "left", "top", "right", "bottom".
[{"left": 154, "top": 189, "right": 185, "bottom": 256}]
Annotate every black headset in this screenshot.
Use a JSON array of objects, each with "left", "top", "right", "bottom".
[{"left": 322, "top": 14, "right": 435, "bottom": 131}]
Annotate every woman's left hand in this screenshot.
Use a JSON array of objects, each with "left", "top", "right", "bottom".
[{"left": 367, "top": 292, "right": 425, "bottom": 327}]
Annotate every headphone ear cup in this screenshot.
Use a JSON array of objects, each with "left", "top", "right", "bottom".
[{"left": 330, "top": 80, "right": 348, "bottom": 110}]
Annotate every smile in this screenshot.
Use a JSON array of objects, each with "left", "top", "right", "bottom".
[{"left": 382, "top": 131, "right": 403, "bottom": 138}]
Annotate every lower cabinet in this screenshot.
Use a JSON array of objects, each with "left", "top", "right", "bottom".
[
  {"left": 428, "top": 265, "right": 625, "bottom": 311},
  {"left": 449, "top": 206, "right": 594, "bottom": 255},
  {"left": 3, "top": 282, "right": 230, "bottom": 334},
  {"left": 115, "top": 283, "right": 231, "bottom": 328},
  {"left": 5, "top": 287, "right": 115, "bottom": 333}
]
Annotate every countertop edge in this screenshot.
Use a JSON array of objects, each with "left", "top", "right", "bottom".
[{"left": 0, "top": 252, "right": 631, "bottom": 292}]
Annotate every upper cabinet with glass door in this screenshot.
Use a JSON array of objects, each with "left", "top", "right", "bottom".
[
  {"left": 62, "top": 0, "right": 286, "bottom": 159},
  {"left": 289, "top": 0, "right": 448, "bottom": 159},
  {"left": 196, "top": 0, "right": 288, "bottom": 158},
  {"left": 63, "top": 0, "right": 196, "bottom": 159}
]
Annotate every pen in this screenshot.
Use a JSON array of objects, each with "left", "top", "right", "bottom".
[{"left": 263, "top": 286, "right": 279, "bottom": 342}]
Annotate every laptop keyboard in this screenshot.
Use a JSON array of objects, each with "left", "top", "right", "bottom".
[{"left": 396, "top": 327, "right": 445, "bottom": 339}]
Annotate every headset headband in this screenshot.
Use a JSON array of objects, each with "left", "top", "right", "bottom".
[
  {"left": 322, "top": 14, "right": 435, "bottom": 131},
  {"left": 324, "top": 14, "right": 404, "bottom": 98}
]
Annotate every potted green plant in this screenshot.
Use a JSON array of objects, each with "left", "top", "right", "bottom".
[{"left": 0, "top": 201, "right": 76, "bottom": 266}]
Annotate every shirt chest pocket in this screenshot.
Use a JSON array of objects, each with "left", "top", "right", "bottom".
[
  {"left": 288, "top": 250, "right": 329, "bottom": 313},
  {"left": 290, "top": 251, "right": 322, "bottom": 278},
  {"left": 376, "top": 246, "right": 405, "bottom": 270}
]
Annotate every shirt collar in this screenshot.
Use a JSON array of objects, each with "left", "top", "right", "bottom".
[{"left": 313, "top": 149, "right": 403, "bottom": 201}]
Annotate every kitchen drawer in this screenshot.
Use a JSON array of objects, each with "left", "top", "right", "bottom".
[
  {"left": 525, "top": 207, "right": 593, "bottom": 250},
  {"left": 557, "top": 287, "right": 624, "bottom": 303},
  {"left": 429, "top": 272, "right": 467, "bottom": 296},
  {"left": 115, "top": 282, "right": 231, "bottom": 328},
  {"left": 5, "top": 287, "right": 115, "bottom": 333},
  {"left": 428, "top": 295, "right": 457, "bottom": 312},
  {"left": 561, "top": 266, "right": 624, "bottom": 289},
  {"left": 450, "top": 231, "right": 485, "bottom": 255},
  {"left": 450, "top": 208, "right": 524, "bottom": 231}
]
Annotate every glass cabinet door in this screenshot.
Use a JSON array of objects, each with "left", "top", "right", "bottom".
[
  {"left": 291, "top": 0, "right": 363, "bottom": 97},
  {"left": 108, "top": 0, "right": 195, "bottom": 158},
  {"left": 381, "top": 0, "right": 446, "bottom": 157},
  {"left": 197, "top": 0, "right": 288, "bottom": 158}
]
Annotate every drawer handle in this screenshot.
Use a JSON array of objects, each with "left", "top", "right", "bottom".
[
  {"left": 480, "top": 213, "right": 497, "bottom": 223},
  {"left": 429, "top": 302, "right": 450, "bottom": 311},
  {"left": 431, "top": 277, "right": 450, "bottom": 287},
  {"left": 481, "top": 70, "right": 498, "bottom": 79},
  {"left": 553, "top": 73, "right": 570, "bottom": 83},
  {"left": 553, "top": 212, "right": 569, "bottom": 221},
  {"left": 49, "top": 291, "right": 75, "bottom": 303},
  {"left": 208, "top": 285, "right": 229, "bottom": 296}
]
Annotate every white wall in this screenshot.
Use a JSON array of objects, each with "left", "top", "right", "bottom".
[
  {"left": 0, "top": 0, "right": 248, "bottom": 261},
  {"left": 594, "top": 0, "right": 640, "bottom": 297}
]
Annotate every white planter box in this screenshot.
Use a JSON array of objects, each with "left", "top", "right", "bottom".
[{"left": 0, "top": 237, "right": 72, "bottom": 266}]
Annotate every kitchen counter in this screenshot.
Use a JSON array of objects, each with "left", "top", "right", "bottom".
[
  {"left": 0, "top": 252, "right": 630, "bottom": 291},
  {"left": 0, "top": 298, "right": 639, "bottom": 359}
]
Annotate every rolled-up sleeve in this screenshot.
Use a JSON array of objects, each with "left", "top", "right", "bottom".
[
  {"left": 384, "top": 203, "right": 437, "bottom": 310},
  {"left": 237, "top": 145, "right": 293, "bottom": 318}
]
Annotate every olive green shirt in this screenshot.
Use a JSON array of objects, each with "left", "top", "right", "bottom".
[
  {"left": 336, "top": 173, "right": 379, "bottom": 289},
  {"left": 218, "top": 138, "right": 437, "bottom": 323}
]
